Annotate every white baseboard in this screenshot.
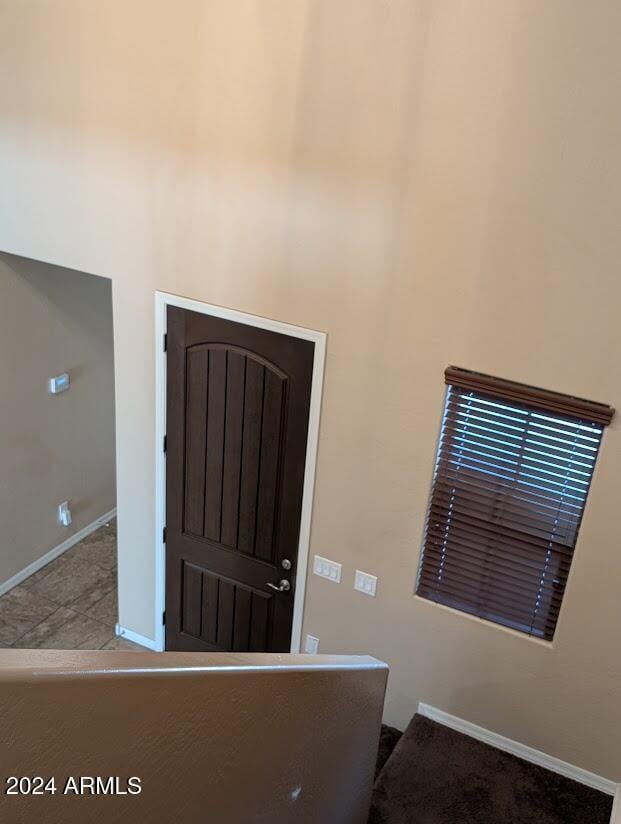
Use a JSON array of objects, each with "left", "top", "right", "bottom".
[
  {"left": 115, "top": 624, "right": 158, "bottom": 651},
  {"left": 0, "top": 508, "right": 117, "bottom": 597},
  {"left": 418, "top": 703, "right": 617, "bottom": 797}
]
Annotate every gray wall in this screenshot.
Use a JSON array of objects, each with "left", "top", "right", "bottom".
[{"left": 0, "top": 253, "right": 116, "bottom": 586}]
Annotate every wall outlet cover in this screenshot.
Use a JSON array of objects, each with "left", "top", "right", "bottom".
[
  {"left": 49, "top": 373, "right": 70, "bottom": 394},
  {"left": 304, "top": 634, "right": 320, "bottom": 654},
  {"left": 58, "top": 501, "right": 72, "bottom": 527}
]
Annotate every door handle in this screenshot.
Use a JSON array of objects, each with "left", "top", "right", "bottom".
[{"left": 267, "top": 579, "right": 291, "bottom": 593}]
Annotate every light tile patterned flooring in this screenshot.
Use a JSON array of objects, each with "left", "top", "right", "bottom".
[{"left": 0, "top": 519, "right": 144, "bottom": 650}]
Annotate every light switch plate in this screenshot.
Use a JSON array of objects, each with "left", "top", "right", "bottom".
[
  {"left": 49, "top": 373, "right": 70, "bottom": 394},
  {"left": 304, "top": 634, "right": 319, "bottom": 654},
  {"left": 313, "top": 555, "right": 342, "bottom": 583},
  {"left": 354, "top": 570, "right": 377, "bottom": 597}
]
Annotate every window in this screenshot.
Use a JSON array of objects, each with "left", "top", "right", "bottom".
[{"left": 416, "top": 367, "right": 614, "bottom": 640}]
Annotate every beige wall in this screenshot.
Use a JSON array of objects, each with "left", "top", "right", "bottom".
[
  {"left": 0, "top": 253, "right": 116, "bottom": 584},
  {"left": 0, "top": 0, "right": 620, "bottom": 779}
]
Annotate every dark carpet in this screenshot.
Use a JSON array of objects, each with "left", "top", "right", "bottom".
[
  {"left": 374, "top": 724, "right": 403, "bottom": 780},
  {"left": 370, "top": 715, "right": 613, "bottom": 824}
]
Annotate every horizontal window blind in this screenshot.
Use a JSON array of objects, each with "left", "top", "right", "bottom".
[{"left": 417, "top": 368, "right": 613, "bottom": 640}]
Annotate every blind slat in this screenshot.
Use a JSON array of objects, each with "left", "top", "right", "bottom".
[
  {"left": 440, "top": 435, "right": 596, "bottom": 477},
  {"left": 427, "top": 502, "right": 579, "bottom": 552},
  {"left": 432, "top": 494, "right": 584, "bottom": 549},
  {"left": 446, "top": 404, "right": 597, "bottom": 448},
  {"left": 424, "top": 529, "right": 573, "bottom": 579},
  {"left": 417, "top": 375, "right": 609, "bottom": 641},
  {"left": 429, "top": 488, "right": 579, "bottom": 541},
  {"left": 420, "top": 546, "right": 568, "bottom": 603},
  {"left": 434, "top": 462, "right": 590, "bottom": 514}
]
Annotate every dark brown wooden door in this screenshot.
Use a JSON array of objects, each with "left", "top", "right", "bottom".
[{"left": 165, "top": 307, "right": 315, "bottom": 652}]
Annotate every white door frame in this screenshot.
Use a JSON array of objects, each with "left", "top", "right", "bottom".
[{"left": 154, "top": 291, "right": 326, "bottom": 653}]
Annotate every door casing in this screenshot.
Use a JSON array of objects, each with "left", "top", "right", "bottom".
[{"left": 154, "top": 291, "right": 326, "bottom": 652}]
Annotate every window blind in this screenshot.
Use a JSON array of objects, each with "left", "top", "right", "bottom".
[{"left": 416, "top": 367, "right": 613, "bottom": 640}]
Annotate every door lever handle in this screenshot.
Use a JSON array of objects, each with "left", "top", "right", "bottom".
[{"left": 267, "top": 579, "right": 291, "bottom": 593}]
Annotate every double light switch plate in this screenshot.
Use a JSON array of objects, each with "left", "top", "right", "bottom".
[
  {"left": 354, "top": 570, "right": 377, "bottom": 597},
  {"left": 313, "top": 555, "right": 342, "bottom": 583}
]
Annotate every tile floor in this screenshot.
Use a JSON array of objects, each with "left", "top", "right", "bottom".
[{"left": 0, "top": 519, "right": 144, "bottom": 650}]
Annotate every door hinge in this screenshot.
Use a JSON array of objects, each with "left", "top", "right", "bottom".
[
  {"left": 163, "top": 526, "right": 167, "bottom": 543},
  {"left": 163, "top": 434, "right": 167, "bottom": 453},
  {"left": 163, "top": 333, "right": 168, "bottom": 352},
  {"left": 162, "top": 610, "right": 166, "bottom": 625}
]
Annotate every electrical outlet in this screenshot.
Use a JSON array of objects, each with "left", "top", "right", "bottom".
[
  {"left": 58, "top": 501, "right": 72, "bottom": 527},
  {"left": 48, "top": 373, "right": 70, "bottom": 394},
  {"left": 313, "top": 555, "right": 342, "bottom": 583},
  {"left": 354, "top": 570, "right": 377, "bottom": 597},
  {"left": 304, "top": 634, "right": 319, "bottom": 654}
]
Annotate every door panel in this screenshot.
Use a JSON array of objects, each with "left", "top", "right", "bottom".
[
  {"left": 184, "top": 349, "right": 208, "bottom": 537},
  {"left": 165, "top": 307, "right": 315, "bottom": 652},
  {"left": 204, "top": 348, "right": 227, "bottom": 542},
  {"left": 220, "top": 352, "right": 246, "bottom": 547}
]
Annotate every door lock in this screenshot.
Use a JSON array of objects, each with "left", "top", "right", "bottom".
[
  {"left": 281, "top": 558, "right": 292, "bottom": 570},
  {"left": 267, "top": 579, "right": 291, "bottom": 593}
]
